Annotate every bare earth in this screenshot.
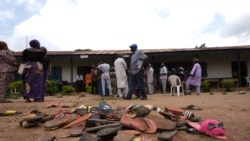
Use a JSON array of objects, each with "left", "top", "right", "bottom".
[{"left": 1, "top": 90, "right": 250, "bottom": 141}]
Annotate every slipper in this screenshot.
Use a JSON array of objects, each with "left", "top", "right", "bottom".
[
  {"left": 96, "top": 126, "right": 120, "bottom": 137},
  {"left": 0, "top": 110, "right": 22, "bottom": 116},
  {"left": 69, "top": 123, "right": 86, "bottom": 137},
  {"left": 158, "top": 129, "right": 178, "bottom": 141},
  {"left": 85, "top": 122, "right": 121, "bottom": 132},
  {"left": 87, "top": 118, "right": 119, "bottom": 126},
  {"left": 19, "top": 119, "right": 41, "bottom": 128},
  {"left": 147, "top": 114, "right": 176, "bottom": 131},
  {"left": 113, "top": 131, "right": 136, "bottom": 141},
  {"left": 120, "top": 115, "right": 157, "bottom": 133},
  {"left": 165, "top": 106, "right": 195, "bottom": 120},
  {"left": 121, "top": 130, "right": 141, "bottom": 135},
  {"left": 79, "top": 132, "right": 99, "bottom": 141},
  {"left": 181, "top": 105, "right": 202, "bottom": 110},
  {"left": 185, "top": 127, "right": 200, "bottom": 134},
  {"left": 62, "top": 113, "right": 92, "bottom": 128},
  {"left": 19, "top": 114, "right": 44, "bottom": 128},
  {"left": 44, "top": 113, "right": 77, "bottom": 130},
  {"left": 187, "top": 119, "right": 227, "bottom": 140},
  {"left": 177, "top": 125, "right": 187, "bottom": 131},
  {"left": 96, "top": 126, "right": 120, "bottom": 141}
]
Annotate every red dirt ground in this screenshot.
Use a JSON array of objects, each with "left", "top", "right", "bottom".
[{"left": 1, "top": 89, "right": 250, "bottom": 141}]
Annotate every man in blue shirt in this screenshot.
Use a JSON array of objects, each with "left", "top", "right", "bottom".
[{"left": 124, "top": 44, "right": 148, "bottom": 100}]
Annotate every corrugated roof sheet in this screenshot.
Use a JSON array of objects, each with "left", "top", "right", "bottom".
[{"left": 12, "top": 45, "right": 250, "bottom": 57}]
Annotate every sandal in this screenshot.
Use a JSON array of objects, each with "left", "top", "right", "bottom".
[{"left": 26, "top": 99, "right": 32, "bottom": 103}]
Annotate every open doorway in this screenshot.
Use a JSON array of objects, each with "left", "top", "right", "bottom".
[{"left": 231, "top": 61, "right": 248, "bottom": 86}]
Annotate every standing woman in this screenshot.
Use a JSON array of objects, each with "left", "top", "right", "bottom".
[
  {"left": 22, "top": 39, "right": 44, "bottom": 102},
  {"left": 0, "top": 41, "right": 17, "bottom": 103}
]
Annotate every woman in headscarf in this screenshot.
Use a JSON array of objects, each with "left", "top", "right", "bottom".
[
  {"left": 0, "top": 41, "right": 17, "bottom": 103},
  {"left": 22, "top": 39, "right": 45, "bottom": 102}
]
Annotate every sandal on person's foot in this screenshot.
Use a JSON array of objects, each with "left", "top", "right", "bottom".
[{"left": 26, "top": 99, "right": 32, "bottom": 103}]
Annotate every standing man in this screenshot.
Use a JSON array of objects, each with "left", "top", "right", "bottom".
[
  {"left": 114, "top": 54, "right": 128, "bottom": 98},
  {"left": 124, "top": 44, "right": 148, "bottom": 100},
  {"left": 76, "top": 73, "right": 84, "bottom": 92},
  {"left": 146, "top": 63, "right": 154, "bottom": 94},
  {"left": 97, "top": 61, "right": 112, "bottom": 96},
  {"left": 185, "top": 58, "right": 202, "bottom": 95},
  {"left": 159, "top": 63, "right": 168, "bottom": 94}
]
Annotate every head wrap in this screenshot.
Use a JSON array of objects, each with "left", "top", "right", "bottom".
[{"left": 29, "top": 39, "right": 40, "bottom": 48}]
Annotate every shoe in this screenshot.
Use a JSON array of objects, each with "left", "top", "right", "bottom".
[
  {"left": 141, "top": 97, "right": 147, "bottom": 100},
  {"left": 26, "top": 99, "right": 32, "bottom": 103},
  {"left": 123, "top": 97, "right": 132, "bottom": 100}
]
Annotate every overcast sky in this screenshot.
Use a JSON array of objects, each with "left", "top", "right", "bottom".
[{"left": 1, "top": 0, "right": 250, "bottom": 51}]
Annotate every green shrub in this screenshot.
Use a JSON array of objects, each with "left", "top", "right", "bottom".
[
  {"left": 46, "top": 80, "right": 57, "bottom": 95},
  {"left": 220, "top": 80, "right": 235, "bottom": 92},
  {"left": 8, "top": 80, "right": 23, "bottom": 94},
  {"left": 201, "top": 81, "right": 211, "bottom": 92},
  {"left": 62, "top": 85, "right": 75, "bottom": 95},
  {"left": 86, "top": 85, "right": 92, "bottom": 93}
]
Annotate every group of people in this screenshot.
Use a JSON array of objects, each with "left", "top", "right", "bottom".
[
  {"left": 80, "top": 43, "right": 202, "bottom": 100},
  {"left": 0, "top": 39, "right": 51, "bottom": 103},
  {"left": 0, "top": 40, "right": 202, "bottom": 103}
]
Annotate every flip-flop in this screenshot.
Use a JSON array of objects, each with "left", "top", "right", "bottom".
[
  {"left": 158, "top": 129, "right": 178, "bottom": 141},
  {"left": 19, "top": 114, "right": 44, "bottom": 128},
  {"left": 147, "top": 114, "right": 176, "bottom": 131},
  {"left": 85, "top": 122, "right": 121, "bottom": 132},
  {"left": 44, "top": 113, "right": 77, "bottom": 130},
  {"left": 79, "top": 132, "right": 99, "bottom": 141},
  {"left": 113, "top": 131, "right": 136, "bottom": 141},
  {"left": 70, "top": 123, "right": 86, "bottom": 137},
  {"left": 187, "top": 119, "right": 227, "bottom": 140},
  {"left": 62, "top": 113, "right": 92, "bottom": 128}
]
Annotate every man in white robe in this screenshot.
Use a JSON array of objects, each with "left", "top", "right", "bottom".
[{"left": 114, "top": 54, "right": 128, "bottom": 98}]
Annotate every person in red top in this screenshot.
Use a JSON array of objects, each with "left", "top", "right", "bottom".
[{"left": 90, "top": 65, "right": 98, "bottom": 94}]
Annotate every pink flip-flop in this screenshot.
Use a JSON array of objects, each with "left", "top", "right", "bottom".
[{"left": 188, "top": 119, "right": 227, "bottom": 140}]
